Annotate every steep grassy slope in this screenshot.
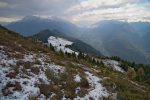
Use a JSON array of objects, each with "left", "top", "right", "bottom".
[{"left": 0, "top": 25, "right": 150, "bottom": 100}]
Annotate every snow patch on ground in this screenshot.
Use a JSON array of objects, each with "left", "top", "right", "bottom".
[
  {"left": 74, "top": 72, "right": 109, "bottom": 100},
  {"left": 74, "top": 74, "right": 81, "bottom": 83},
  {"left": 23, "top": 54, "right": 35, "bottom": 62},
  {"left": 75, "top": 87, "right": 81, "bottom": 94},
  {"left": 47, "top": 64, "right": 65, "bottom": 74},
  {"left": 103, "top": 60, "right": 125, "bottom": 73},
  {"left": 48, "top": 36, "right": 77, "bottom": 54}
]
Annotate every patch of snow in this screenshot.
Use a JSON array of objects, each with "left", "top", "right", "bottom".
[
  {"left": 47, "top": 64, "right": 65, "bottom": 74},
  {"left": 75, "top": 87, "right": 81, "bottom": 94},
  {"left": 23, "top": 53, "right": 35, "bottom": 62},
  {"left": 50, "top": 92, "right": 56, "bottom": 99},
  {"left": 38, "top": 69, "right": 50, "bottom": 84},
  {"left": 62, "top": 95, "right": 67, "bottom": 100},
  {"left": 103, "top": 60, "right": 125, "bottom": 73},
  {"left": 48, "top": 36, "right": 78, "bottom": 54},
  {"left": 74, "top": 72, "right": 109, "bottom": 100},
  {"left": 74, "top": 74, "right": 81, "bottom": 83},
  {"left": 0, "top": 45, "right": 4, "bottom": 49}
]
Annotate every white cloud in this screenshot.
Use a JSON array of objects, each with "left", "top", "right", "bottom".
[
  {"left": 67, "top": 0, "right": 150, "bottom": 25},
  {"left": 0, "top": 0, "right": 150, "bottom": 25},
  {"left": 0, "top": 17, "right": 19, "bottom": 22},
  {"left": 0, "top": 1, "right": 8, "bottom": 8}
]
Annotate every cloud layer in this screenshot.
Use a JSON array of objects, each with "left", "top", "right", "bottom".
[{"left": 0, "top": 0, "right": 149, "bottom": 25}]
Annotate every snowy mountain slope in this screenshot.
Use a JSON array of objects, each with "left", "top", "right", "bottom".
[
  {"left": 0, "top": 25, "right": 150, "bottom": 100},
  {"left": 48, "top": 36, "right": 78, "bottom": 54}
]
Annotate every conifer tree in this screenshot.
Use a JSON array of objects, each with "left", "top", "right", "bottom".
[
  {"left": 49, "top": 43, "right": 55, "bottom": 51},
  {"left": 72, "top": 52, "right": 76, "bottom": 58},
  {"left": 137, "top": 67, "right": 144, "bottom": 81},
  {"left": 59, "top": 49, "right": 64, "bottom": 57},
  {"left": 127, "top": 67, "right": 136, "bottom": 79}
]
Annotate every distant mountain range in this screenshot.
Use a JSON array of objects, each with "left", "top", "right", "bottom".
[
  {"left": 6, "top": 16, "right": 80, "bottom": 37},
  {"left": 80, "top": 20, "right": 150, "bottom": 64},
  {"left": 130, "top": 22, "right": 150, "bottom": 37},
  {"left": 5, "top": 16, "right": 150, "bottom": 64}
]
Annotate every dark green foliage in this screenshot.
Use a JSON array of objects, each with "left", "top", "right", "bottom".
[
  {"left": 49, "top": 43, "right": 55, "bottom": 51},
  {"left": 120, "top": 62, "right": 129, "bottom": 71},
  {"left": 67, "top": 40, "right": 102, "bottom": 56},
  {"left": 31, "top": 29, "right": 67, "bottom": 42},
  {"left": 0, "top": 24, "right": 8, "bottom": 30},
  {"left": 111, "top": 56, "right": 122, "bottom": 61},
  {"left": 110, "top": 55, "right": 150, "bottom": 84},
  {"left": 78, "top": 52, "right": 85, "bottom": 59},
  {"left": 99, "top": 61, "right": 105, "bottom": 67},
  {"left": 65, "top": 52, "right": 72, "bottom": 58},
  {"left": 59, "top": 49, "right": 64, "bottom": 57},
  {"left": 72, "top": 52, "right": 76, "bottom": 58}
]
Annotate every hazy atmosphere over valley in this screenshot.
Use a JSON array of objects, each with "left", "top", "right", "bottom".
[{"left": 0, "top": 0, "right": 150, "bottom": 100}]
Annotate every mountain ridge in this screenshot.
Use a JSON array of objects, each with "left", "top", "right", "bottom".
[
  {"left": 6, "top": 16, "right": 79, "bottom": 37},
  {"left": 30, "top": 29, "right": 102, "bottom": 56},
  {"left": 80, "top": 20, "right": 150, "bottom": 64}
]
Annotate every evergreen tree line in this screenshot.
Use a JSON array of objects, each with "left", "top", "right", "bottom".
[
  {"left": 111, "top": 56, "right": 150, "bottom": 84},
  {"left": 48, "top": 43, "right": 105, "bottom": 66}
]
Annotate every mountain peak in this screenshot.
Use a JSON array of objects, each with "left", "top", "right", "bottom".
[{"left": 21, "top": 15, "right": 46, "bottom": 22}]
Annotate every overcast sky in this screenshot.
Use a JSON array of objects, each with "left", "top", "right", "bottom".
[{"left": 0, "top": 0, "right": 150, "bottom": 25}]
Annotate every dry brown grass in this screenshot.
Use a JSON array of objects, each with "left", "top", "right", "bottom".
[
  {"left": 31, "top": 67, "right": 39, "bottom": 75},
  {"left": 2, "top": 82, "right": 22, "bottom": 96},
  {"left": 6, "top": 71, "right": 18, "bottom": 79},
  {"left": 39, "top": 84, "right": 62, "bottom": 99}
]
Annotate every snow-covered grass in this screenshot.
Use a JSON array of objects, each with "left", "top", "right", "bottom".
[
  {"left": 74, "top": 72, "right": 109, "bottom": 100},
  {"left": 48, "top": 36, "right": 77, "bottom": 54},
  {"left": 103, "top": 60, "right": 125, "bottom": 73},
  {"left": 0, "top": 49, "right": 17, "bottom": 67},
  {"left": 0, "top": 67, "right": 46, "bottom": 99},
  {"left": 0, "top": 47, "right": 65, "bottom": 100}
]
